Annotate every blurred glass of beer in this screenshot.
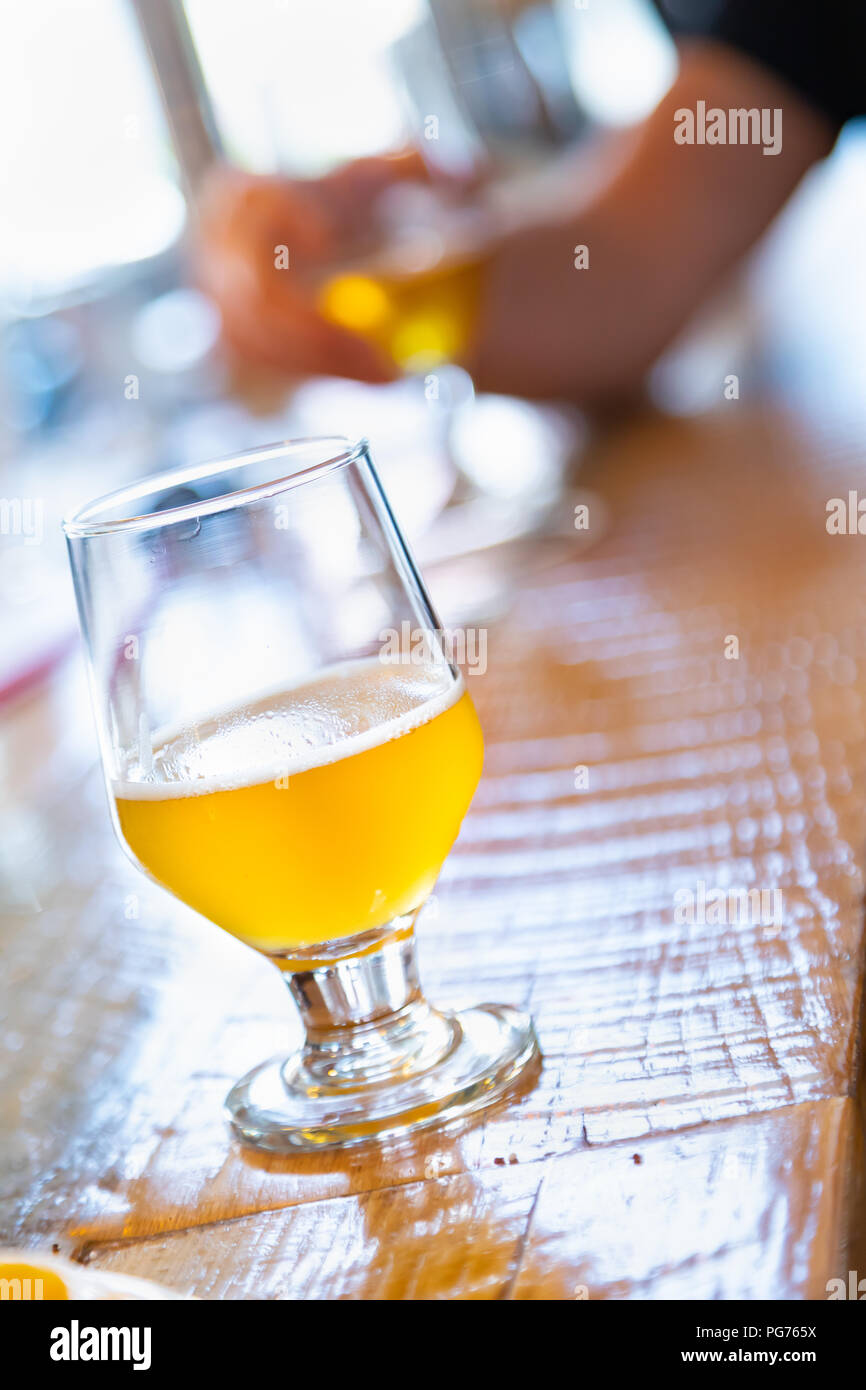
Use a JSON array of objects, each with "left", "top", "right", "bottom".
[
  {"left": 317, "top": 250, "right": 485, "bottom": 371},
  {"left": 315, "top": 182, "right": 492, "bottom": 370}
]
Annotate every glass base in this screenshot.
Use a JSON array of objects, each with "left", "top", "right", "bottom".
[{"left": 226, "top": 1001, "right": 539, "bottom": 1152}]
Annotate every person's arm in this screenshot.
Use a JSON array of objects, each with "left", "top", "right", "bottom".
[{"left": 467, "top": 41, "right": 836, "bottom": 402}]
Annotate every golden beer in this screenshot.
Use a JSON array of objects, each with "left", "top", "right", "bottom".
[
  {"left": 317, "top": 253, "right": 484, "bottom": 370},
  {"left": 115, "top": 661, "right": 483, "bottom": 957}
]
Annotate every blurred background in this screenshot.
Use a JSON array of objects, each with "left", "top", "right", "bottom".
[
  {"left": 0, "top": 0, "right": 671, "bottom": 770},
  {"left": 1, "top": 0, "right": 865, "bottom": 910}
]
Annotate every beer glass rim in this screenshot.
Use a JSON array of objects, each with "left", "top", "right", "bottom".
[{"left": 63, "top": 435, "right": 367, "bottom": 539}]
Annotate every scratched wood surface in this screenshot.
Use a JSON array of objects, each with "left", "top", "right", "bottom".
[{"left": 2, "top": 394, "right": 866, "bottom": 1298}]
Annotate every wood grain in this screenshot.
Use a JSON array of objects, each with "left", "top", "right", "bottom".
[{"left": 78, "top": 1100, "right": 863, "bottom": 1300}]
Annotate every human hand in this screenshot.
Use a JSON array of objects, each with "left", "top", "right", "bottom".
[{"left": 196, "top": 152, "right": 440, "bottom": 383}]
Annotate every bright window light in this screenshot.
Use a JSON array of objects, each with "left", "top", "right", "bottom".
[
  {"left": 555, "top": 0, "right": 677, "bottom": 126},
  {"left": 185, "top": 0, "right": 425, "bottom": 175},
  {"left": 0, "top": 0, "right": 184, "bottom": 299}
]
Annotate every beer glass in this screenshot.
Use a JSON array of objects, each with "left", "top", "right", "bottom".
[
  {"left": 316, "top": 247, "right": 485, "bottom": 373},
  {"left": 313, "top": 181, "right": 492, "bottom": 373},
  {"left": 64, "top": 438, "right": 538, "bottom": 1150}
]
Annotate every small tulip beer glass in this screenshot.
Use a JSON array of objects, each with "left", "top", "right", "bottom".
[{"left": 65, "top": 438, "right": 539, "bottom": 1150}]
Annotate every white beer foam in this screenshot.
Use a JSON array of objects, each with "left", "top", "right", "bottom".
[{"left": 114, "top": 658, "right": 464, "bottom": 800}]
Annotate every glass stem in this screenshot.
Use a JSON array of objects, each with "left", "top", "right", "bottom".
[{"left": 282, "top": 918, "right": 456, "bottom": 1090}]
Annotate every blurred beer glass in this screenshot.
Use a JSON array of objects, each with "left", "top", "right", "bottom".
[{"left": 314, "top": 182, "right": 492, "bottom": 373}]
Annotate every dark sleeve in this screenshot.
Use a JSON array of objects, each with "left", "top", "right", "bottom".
[{"left": 653, "top": 0, "right": 866, "bottom": 129}]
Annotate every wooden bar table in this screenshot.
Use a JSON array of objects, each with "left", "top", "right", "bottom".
[{"left": 2, "top": 389, "right": 866, "bottom": 1299}]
